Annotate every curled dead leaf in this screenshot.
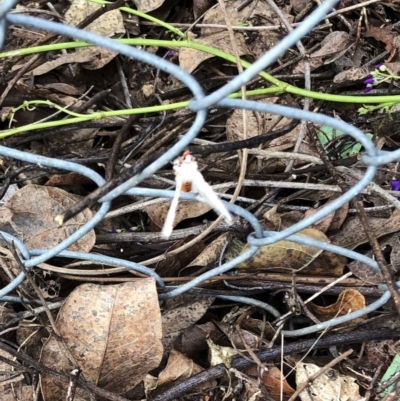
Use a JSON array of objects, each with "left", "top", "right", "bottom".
[
  {"left": 247, "top": 364, "right": 295, "bottom": 401},
  {"left": 308, "top": 289, "right": 366, "bottom": 322},
  {"left": 156, "top": 349, "right": 214, "bottom": 392}
]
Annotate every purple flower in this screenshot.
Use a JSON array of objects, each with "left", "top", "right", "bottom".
[
  {"left": 391, "top": 180, "right": 400, "bottom": 191},
  {"left": 364, "top": 85, "right": 373, "bottom": 93},
  {"left": 375, "top": 64, "right": 387, "bottom": 72},
  {"left": 364, "top": 77, "right": 375, "bottom": 85}
]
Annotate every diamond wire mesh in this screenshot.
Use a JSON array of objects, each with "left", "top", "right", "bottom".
[{"left": 0, "top": 0, "right": 398, "bottom": 337}]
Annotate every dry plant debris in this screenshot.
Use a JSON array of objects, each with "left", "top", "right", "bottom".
[{"left": 1, "top": 0, "right": 400, "bottom": 400}]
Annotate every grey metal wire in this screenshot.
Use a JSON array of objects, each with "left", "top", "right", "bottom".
[
  {"left": 216, "top": 295, "right": 281, "bottom": 319},
  {"left": 29, "top": 250, "right": 165, "bottom": 288},
  {"left": 0, "top": 0, "right": 399, "bottom": 338},
  {"left": 0, "top": 0, "right": 20, "bottom": 48},
  {"left": 158, "top": 245, "right": 260, "bottom": 301}
]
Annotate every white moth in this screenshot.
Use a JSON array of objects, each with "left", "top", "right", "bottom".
[{"left": 161, "top": 151, "right": 233, "bottom": 239}]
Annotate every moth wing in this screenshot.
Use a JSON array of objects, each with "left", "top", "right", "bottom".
[
  {"left": 192, "top": 172, "right": 232, "bottom": 224},
  {"left": 161, "top": 175, "right": 182, "bottom": 239}
]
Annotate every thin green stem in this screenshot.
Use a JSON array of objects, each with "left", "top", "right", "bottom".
[
  {"left": 2, "top": 38, "right": 400, "bottom": 105},
  {"left": 1, "top": 86, "right": 282, "bottom": 139},
  {"left": 13, "top": 100, "right": 96, "bottom": 118}
]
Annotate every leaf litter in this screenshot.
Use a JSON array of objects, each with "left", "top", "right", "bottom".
[{"left": 1, "top": 0, "right": 400, "bottom": 400}]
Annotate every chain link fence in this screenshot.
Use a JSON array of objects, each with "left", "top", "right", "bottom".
[{"left": 0, "top": 0, "right": 398, "bottom": 337}]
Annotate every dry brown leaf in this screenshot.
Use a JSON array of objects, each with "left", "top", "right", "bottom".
[
  {"left": 348, "top": 233, "right": 400, "bottom": 284},
  {"left": 268, "top": 127, "right": 301, "bottom": 151},
  {"left": 157, "top": 349, "right": 205, "bottom": 388},
  {"left": 333, "top": 67, "right": 369, "bottom": 84},
  {"left": 134, "top": 0, "right": 166, "bottom": 13},
  {"left": 155, "top": 238, "right": 206, "bottom": 277},
  {"left": 226, "top": 98, "right": 299, "bottom": 144},
  {"left": 236, "top": 228, "right": 331, "bottom": 273},
  {"left": 348, "top": 257, "right": 383, "bottom": 284},
  {"left": 386, "top": 62, "right": 400, "bottom": 75},
  {"left": 226, "top": 109, "right": 263, "bottom": 143},
  {"left": 42, "top": 82, "right": 81, "bottom": 95},
  {"left": 0, "top": 206, "right": 13, "bottom": 226},
  {"left": 46, "top": 128, "right": 98, "bottom": 155},
  {"left": 65, "top": 0, "right": 125, "bottom": 70},
  {"left": 179, "top": 31, "right": 248, "bottom": 74},
  {"left": 0, "top": 348, "right": 25, "bottom": 393},
  {"left": 247, "top": 364, "right": 295, "bottom": 401},
  {"left": 162, "top": 295, "right": 215, "bottom": 356},
  {"left": 2, "top": 184, "right": 94, "bottom": 252},
  {"left": 186, "top": 233, "right": 230, "bottom": 269},
  {"left": 263, "top": 367, "right": 295, "bottom": 401},
  {"left": 207, "top": 338, "right": 238, "bottom": 367},
  {"left": 263, "top": 205, "right": 282, "bottom": 231},
  {"left": 147, "top": 199, "right": 211, "bottom": 229},
  {"left": 328, "top": 201, "right": 349, "bottom": 232},
  {"left": 308, "top": 289, "right": 365, "bottom": 321},
  {"left": 40, "top": 281, "right": 162, "bottom": 400},
  {"left": 332, "top": 209, "right": 400, "bottom": 250},
  {"left": 15, "top": 79, "right": 65, "bottom": 105},
  {"left": 216, "top": 322, "right": 259, "bottom": 349},
  {"left": 175, "top": 322, "right": 223, "bottom": 359},
  {"left": 193, "top": 0, "right": 213, "bottom": 19},
  {"left": 2, "top": 385, "right": 33, "bottom": 401},
  {"left": 304, "top": 206, "right": 335, "bottom": 234},
  {"left": 390, "top": 235, "right": 400, "bottom": 273},
  {"left": 305, "top": 249, "right": 345, "bottom": 277},
  {"left": 365, "top": 26, "right": 395, "bottom": 52},
  {"left": 296, "top": 362, "right": 360, "bottom": 401},
  {"left": 304, "top": 195, "right": 348, "bottom": 233},
  {"left": 294, "top": 31, "right": 353, "bottom": 73},
  {"left": 31, "top": 52, "right": 94, "bottom": 75},
  {"left": 44, "top": 172, "right": 92, "bottom": 186},
  {"left": 226, "top": 99, "right": 301, "bottom": 173},
  {"left": 310, "top": 31, "right": 353, "bottom": 60},
  {"left": 201, "top": 0, "right": 291, "bottom": 58},
  {"left": 290, "top": 0, "right": 310, "bottom": 13}
]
